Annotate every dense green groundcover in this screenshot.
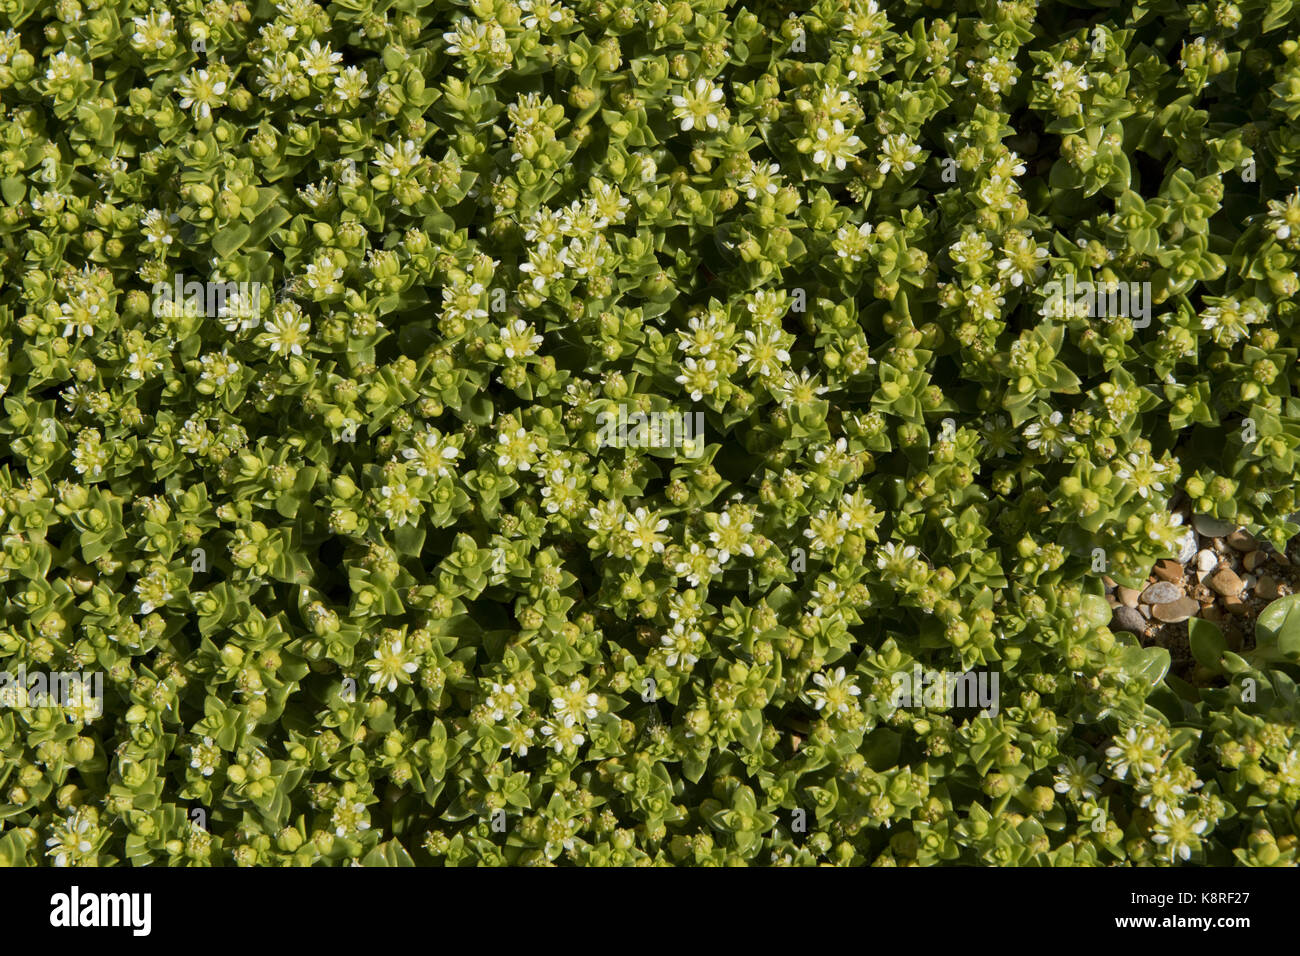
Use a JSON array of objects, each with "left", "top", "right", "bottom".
[{"left": 1, "top": 0, "right": 1299, "bottom": 867}]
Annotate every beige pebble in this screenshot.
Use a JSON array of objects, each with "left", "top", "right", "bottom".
[
  {"left": 1257, "top": 575, "right": 1280, "bottom": 600},
  {"left": 1243, "top": 550, "right": 1267, "bottom": 572},
  {"left": 1153, "top": 596, "right": 1199, "bottom": 623},
  {"left": 1117, "top": 586, "right": 1140, "bottom": 608},
  {"left": 1207, "top": 567, "right": 1244, "bottom": 597}
]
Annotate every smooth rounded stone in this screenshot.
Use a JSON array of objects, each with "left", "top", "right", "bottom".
[
  {"left": 1153, "top": 596, "right": 1199, "bottom": 624},
  {"left": 1193, "top": 514, "right": 1234, "bottom": 538},
  {"left": 1257, "top": 575, "right": 1280, "bottom": 600},
  {"left": 1241, "top": 573, "right": 1256, "bottom": 595},
  {"left": 1196, "top": 549, "right": 1219, "bottom": 584},
  {"left": 1140, "top": 581, "right": 1182, "bottom": 605},
  {"left": 1243, "top": 550, "right": 1267, "bottom": 572},
  {"left": 1202, "top": 605, "right": 1225, "bottom": 623},
  {"left": 1226, "top": 529, "right": 1257, "bottom": 552},
  {"left": 1117, "top": 586, "right": 1140, "bottom": 608},
  {"left": 1224, "top": 594, "right": 1250, "bottom": 616},
  {"left": 1138, "top": 604, "right": 1152, "bottom": 619},
  {"left": 1176, "top": 529, "right": 1198, "bottom": 564},
  {"left": 1207, "top": 567, "right": 1244, "bottom": 598},
  {"left": 1111, "top": 606, "right": 1146, "bottom": 635},
  {"left": 1153, "top": 559, "right": 1184, "bottom": 584}
]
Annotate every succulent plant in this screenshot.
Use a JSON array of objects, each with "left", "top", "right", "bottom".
[{"left": 0, "top": 0, "right": 1297, "bottom": 867}]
